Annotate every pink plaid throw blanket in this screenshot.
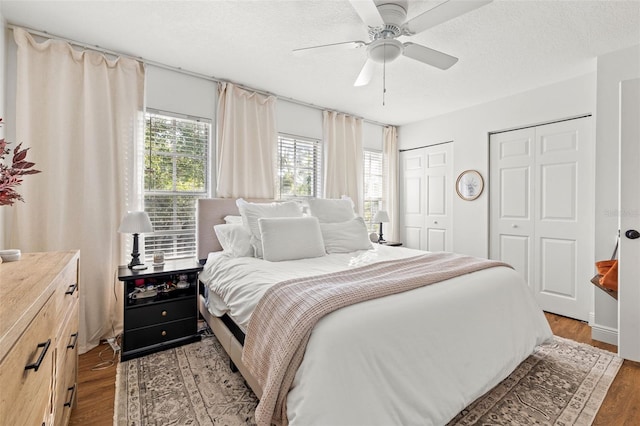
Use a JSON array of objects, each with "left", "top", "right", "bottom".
[{"left": 242, "top": 252, "right": 510, "bottom": 425}]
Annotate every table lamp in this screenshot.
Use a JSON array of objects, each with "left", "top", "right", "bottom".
[
  {"left": 118, "top": 211, "right": 153, "bottom": 269},
  {"left": 373, "top": 210, "right": 390, "bottom": 243}
]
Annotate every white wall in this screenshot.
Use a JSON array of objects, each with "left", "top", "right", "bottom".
[
  {"left": 592, "top": 44, "right": 640, "bottom": 338},
  {"left": 276, "top": 99, "right": 384, "bottom": 151},
  {"left": 399, "top": 72, "right": 597, "bottom": 258}
]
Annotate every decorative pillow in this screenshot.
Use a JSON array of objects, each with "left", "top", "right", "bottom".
[
  {"left": 236, "top": 198, "right": 302, "bottom": 258},
  {"left": 213, "top": 224, "right": 253, "bottom": 257},
  {"left": 307, "top": 198, "right": 356, "bottom": 223},
  {"left": 320, "top": 217, "right": 374, "bottom": 253},
  {"left": 258, "top": 216, "right": 326, "bottom": 262},
  {"left": 223, "top": 215, "right": 243, "bottom": 224}
]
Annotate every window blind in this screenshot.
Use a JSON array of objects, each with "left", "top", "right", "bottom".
[
  {"left": 144, "top": 112, "right": 210, "bottom": 260},
  {"left": 363, "top": 149, "right": 383, "bottom": 232},
  {"left": 277, "top": 134, "right": 322, "bottom": 199}
]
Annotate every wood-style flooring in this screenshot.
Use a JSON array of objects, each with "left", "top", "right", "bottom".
[{"left": 70, "top": 312, "right": 640, "bottom": 426}]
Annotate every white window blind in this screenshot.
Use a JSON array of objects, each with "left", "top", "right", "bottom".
[
  {"left": 363, "top": 149, "right": 383, "bottom": 232},
  {"left": 144, "top": 111, "right": 210, "bottom": 260},
  {"left": 277, "top": 134, "right": 322, "bottom": 199}
]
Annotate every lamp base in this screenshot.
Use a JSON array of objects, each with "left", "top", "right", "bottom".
[
  {"left": 131, "top": 264, "right": 148, "bottom": 271},
  {"left": 128, "top": 233, "right": 143, "bottom": 269},
  {"left": 377, "top": 222, "right": 385, "bottom": 243}
]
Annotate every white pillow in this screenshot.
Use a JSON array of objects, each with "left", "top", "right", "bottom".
[
  {"left": 236, "top": 198, "right": 302, "bottom": 258},
  {"left": 258, "top": 216, "right": 326, "bottom": 262},
  {"left": 320, "top": 217, "right": 374, "bottom": 253},
  {"left": 307, "top": 198, "right": 356, "bottom": 223},
  {"left": 213, "top": 224, "right": 253, "bottom": 257},
  {"left": 223, "top": 215, "right": 243, "bottom": 224}
]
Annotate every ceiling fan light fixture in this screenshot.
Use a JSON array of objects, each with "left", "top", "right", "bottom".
[{"left": 368, "top": 38, "right": 403, "bottom": 63}]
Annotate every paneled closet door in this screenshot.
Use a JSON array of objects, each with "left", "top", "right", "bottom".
[
  {"left": 618, "top": 78, "right": 640, "bottom": 361},
  {"left": 400, "top": 143, "right": 453, "bottom": 252},
  {"left": 490, "top": 117, "right": 594, "bottom": 321}
]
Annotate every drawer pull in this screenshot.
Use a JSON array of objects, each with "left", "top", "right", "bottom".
[
  {"left": 161, "top": 310, "right": 167, "bottom": 317},
  {"left": 67, "top": 332, "right": 79, "bottom": 350},
  {"left": 64, "top": 384, "right": 76, "bottom": 407},
  {"left": 25, "top": 339, "right": 51, "bottom": 372},
  {"left": 65, "top": 283, "right": 78, "bottom": 295},
  {"left": 161, "top": 330, "right": 167, "bottom": 337}
]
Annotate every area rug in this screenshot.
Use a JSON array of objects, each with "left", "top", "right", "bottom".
[{"left": 114, "top": 335, "right": 622, "bottom": 426}]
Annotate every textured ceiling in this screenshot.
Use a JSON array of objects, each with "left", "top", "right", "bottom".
[{"left": 1, "top": 0, "right": 639, "bottom": 125}]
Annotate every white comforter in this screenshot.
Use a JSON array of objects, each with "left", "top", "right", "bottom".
[{"left": 200, "top": 246, "right": 553, "bottom": 426}]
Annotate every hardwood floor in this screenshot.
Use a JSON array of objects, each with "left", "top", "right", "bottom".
[{"left": 70, "top": 313, "right": 640, "bottom": 425}]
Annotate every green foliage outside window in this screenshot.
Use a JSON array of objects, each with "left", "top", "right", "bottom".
[
  {"left": 144, "top": 112, "right": 210, "bottom": 259},
  {"left": 278, "top": 135, "right": 321, "bottom": 199}
]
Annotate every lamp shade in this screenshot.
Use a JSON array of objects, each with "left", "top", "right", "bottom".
[
  {"left": 373, "top": 210, "right": 390, "bottom": 223},
  {"left": 118, "top": 211, "right": 153, "bottom": 234}
]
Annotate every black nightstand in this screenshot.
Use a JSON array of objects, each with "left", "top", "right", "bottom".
[{"left": 118, "top": 258, "right": 203, "bottom": 361}]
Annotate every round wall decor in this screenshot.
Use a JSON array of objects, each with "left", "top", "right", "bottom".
[{"left": 456, "top": 170, "right": 484, "bottom": 201}]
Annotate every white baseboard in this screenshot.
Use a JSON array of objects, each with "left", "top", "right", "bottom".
[{"left": 590, "top": 322, "right": 619, "bottom": 346}]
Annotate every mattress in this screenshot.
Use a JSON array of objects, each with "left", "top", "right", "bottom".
[{"left": 200, "top": 245, "right": 553, "bottom": 425}]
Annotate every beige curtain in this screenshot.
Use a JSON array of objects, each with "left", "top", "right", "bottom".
[
  {"left": 216, "top": 82, "right": 277, "bottom": 198},
  {"left": 383, "top": 126, "right": 399, "bottom": 242},
  {"left": 10, "top": 28, "right": 145, "bottom": 353},
  {"left": 323, "top": 111, "right": 363, "bottom": 214}
]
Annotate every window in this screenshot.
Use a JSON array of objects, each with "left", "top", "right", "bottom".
[
  {"left": 363, "top": 149, "right": 383, "bottom": 232},
  {"left": 144, "top": 111, "right": 210, "bottom": 260},
  {"left": 277, "top": 134, "right": 322, "bottom": 199}
]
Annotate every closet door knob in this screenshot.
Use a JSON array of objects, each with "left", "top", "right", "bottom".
[
  {"left": 626, "top": 229, "right": 640, "bottom": 239},
  {"left": 512, "top": 224, "right": 518, "bottom": 228}
]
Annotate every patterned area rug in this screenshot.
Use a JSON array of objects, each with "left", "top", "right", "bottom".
[{"left": 114, "top": 335, "right": 621, "bottom": 425}]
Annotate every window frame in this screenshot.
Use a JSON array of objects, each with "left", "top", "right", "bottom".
[
  {"left": 276, "top": 133, "right": 323, "bottom": 200},
  {"left": 143, "top": 109, "right": 212, "bottom": 261},
  {"left": 363, "top": 148, "right": 383, "bottom": 233}
]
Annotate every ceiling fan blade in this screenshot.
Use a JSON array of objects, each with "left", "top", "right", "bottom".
[
  {"left": 293, "top": 40, "right": 366, "bottom": 54},
  {"left": 354, "top": 58, "right": 376, "bottom": 87},
  {"left": 402, "top": 42, "right": 459, "bottom": 70},
  {"left": 403, "top": 0, "right": 493, "bottom": 35},
  {"left": 349, "top": 0, "right": 385, "bottom": 27}
]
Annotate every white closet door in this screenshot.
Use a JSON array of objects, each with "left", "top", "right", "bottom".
[
  {"left": 618, "top": 78, "right": 640, "bottom": 361},
  {"left": 489, "top": 128, "right": 536, "bottom": 289},
  {"left": 490, "top": 117, "right": 594, "bottom": 321},
  {"left": 400, "top": 149, "right": 426, "bottom": 249},
  {"left": 400, "top": 143, "right": 453, "bottom": 251}
]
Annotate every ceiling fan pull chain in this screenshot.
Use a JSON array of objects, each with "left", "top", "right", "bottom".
[{"left": 383, "top": 45, "right": 387, "bottom": 106}]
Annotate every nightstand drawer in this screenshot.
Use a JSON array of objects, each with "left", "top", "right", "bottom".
[
  {"left": 123, "top": 318, "right": 197, "bottom": 352},
  {"left": 124, "top": 298, "right": 196, "bottom": 330}
]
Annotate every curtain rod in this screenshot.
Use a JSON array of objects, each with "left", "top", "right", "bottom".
[{"left": 7, "top": 24, "right": 391, "bottom": 128}]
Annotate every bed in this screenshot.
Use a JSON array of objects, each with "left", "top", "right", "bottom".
[{"left": 196, "top": 198, "right": 553, "bottom": 426}]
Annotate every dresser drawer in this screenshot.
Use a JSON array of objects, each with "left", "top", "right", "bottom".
[
  {"left": 123, "top": 318, "right": 197, "bottom": 352},
  {"left": 52, "top": 256, "right": 79, "bottom": 324},
  {"left": 0, "top": 294, "right": 56, "bottom": 425},
  {"left": 54, "top": 300, "right": 79, "bottom": 426},
  {"left": 124, "top": 298, "right": 196, "bottom": 330}
]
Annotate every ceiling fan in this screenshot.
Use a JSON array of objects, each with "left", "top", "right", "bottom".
[{"left": 294, "top": 0, "right": 493, "bottom": 87}]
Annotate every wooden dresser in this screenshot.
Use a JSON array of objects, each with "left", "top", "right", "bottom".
[{"left": 0, "top": 251, "right": 80, "bottom": 426}]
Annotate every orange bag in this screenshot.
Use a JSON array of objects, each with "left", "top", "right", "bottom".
[
  {"left": 598, "top": 260, "right": 618, "bottom": 291},
  {"left": 593, "top": 235, "right": 619, "bottom": 292}
]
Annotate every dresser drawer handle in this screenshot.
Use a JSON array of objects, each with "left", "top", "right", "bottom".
[
  {"left": 67, "top": 332, "right": 79, "bottom": 350},
  {"left": 64, "top": 384, "right": 76, "bottom": 407},
  {"left": 25, "top": 339, "right": 51, "bottom": 372},
  {"left": 65, "top": 283, "right": 78, "bottom": 295},
  {"left": 161, "top": 330, "right": 167, "bottom": 337},
  {"left": 161, "top": 310, "right": 167, "bottom": 317}
]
